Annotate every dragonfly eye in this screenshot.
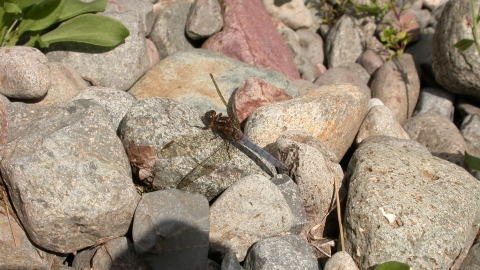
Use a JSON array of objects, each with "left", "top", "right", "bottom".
[{"left": 204, "top": 110, "right": 217, "bottom": 122}]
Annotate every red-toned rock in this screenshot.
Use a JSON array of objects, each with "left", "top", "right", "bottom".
[
  {"left": 234, "top": 78, "right": 292, "bottom": 123},
  {"left": 202, "top": 0, "right": 300, "bottom": 80}
]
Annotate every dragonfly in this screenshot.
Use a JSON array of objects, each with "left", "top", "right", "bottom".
[
  {"left": 159, "top": 74, "right": 286, "bottom": 199},
  {"left": 204, "top": 73, "right": 287, "bottom": 171}
]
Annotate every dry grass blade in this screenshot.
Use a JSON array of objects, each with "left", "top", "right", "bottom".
[
  {"left": 334, "top": 176, "right": 345, "bottom": 252},
  {"left": 2, "top": 188, "right": 17, "bottom": 247}
]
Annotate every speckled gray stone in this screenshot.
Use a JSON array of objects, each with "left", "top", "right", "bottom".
[
  {"left": 344, "top": 137, "right": 480, "bottom": 269},
  {"left": 133, "top": 189, "right": 209, "bottom": 270},
  {"left": 243, "top": 235, "right": 318, "bottom": 270},
  {"left": 71, "top": 86, "right": 136, "bottom": 130},
  {"left": 46, "top": 12, "right": 150, "bottom": 91},
  {"left": 0, "top": 46, "right": 50, "bottom": 99},
  {"left": 1, "top": 99, "right": 140, "bottom": 253},
  {"left": 209, "top": 174, "right": 295, "bottom": 261}
]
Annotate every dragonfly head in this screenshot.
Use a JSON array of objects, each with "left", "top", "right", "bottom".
[{"left": 204, "top": 110, "right": 217, "bottom": 125}]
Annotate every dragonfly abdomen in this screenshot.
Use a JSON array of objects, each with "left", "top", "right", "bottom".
[{"left": 237, "top": 133, "right": 287, "bottom": 170}]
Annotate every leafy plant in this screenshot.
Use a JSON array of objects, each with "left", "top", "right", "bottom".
[
  {"left": 465, "top": 151, "right": 480, "bottom": 171},
  {"left": 380, "top": 25, "right": 412, "bottom": 59},
  {"left": 0, "top": 0, "right": 129, "bottom": 48},
  {"left": 349, "top": 0, "right": 414, "bottom": 59},
  {"left": 307, "top": 0, "right": 349, "bottom": 26},
  {"left": 453, "top": 0, "right": 480, "bottom": 57},
  {"left": 348, "top": 0, "right": 391, "bottom": 20},
  {"left": 374, "top": 261, "right": 410, "bottom": 270}
]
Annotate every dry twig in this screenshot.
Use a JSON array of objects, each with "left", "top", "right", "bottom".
[{"left": 334, "top": 176, "right": 345, "bottom": 251}]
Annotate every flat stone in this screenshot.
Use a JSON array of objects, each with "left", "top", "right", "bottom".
[
  {"left": 133, "top": 189, "right": 209, "bottom": 270},
  {"left": 128, "top": 49, "right": 299, "bottom": 116},
  {"left": 202, "top": 0, "right": 300, "bottom": 80}
]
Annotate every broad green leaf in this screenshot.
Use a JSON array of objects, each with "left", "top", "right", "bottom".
[
  {"left": 465, "top": 152, "right": 480, "bottom": 171},
  {"left": 354, "top": 5, "right": 383, "bottom": 15},
  {"left": 453, "top": 39, "right": 475, "bottom": 51},
  {"left": 17, "top": 0, "right": 44, "bottom": 9},
  {"left": 17, "top": 0, "right": 65, "bottom": 33},
  {"left": 37, "top": 14, "right": 129, "bottom": 48},
  {"left": 57, "top": 0, "right": 108, "bottom": 22},
  {"left": 397, "top": 30, "right": 407, "bottom": 40},
  {"left": 4, "top": 3, "right": 21, "bottom": 14},
  {"left": 374, "top": 261, "right": 410, "bottom": 270}
]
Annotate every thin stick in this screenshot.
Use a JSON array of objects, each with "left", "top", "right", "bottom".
[
  {"left": 334, "top": 177, "right": 345, "bottom": 252},
  {"left": 2, "top": 189, "right": 17, "bottom": 247},
  {"left": 209, "top": 73, "right": 228, "bottom": 108}
]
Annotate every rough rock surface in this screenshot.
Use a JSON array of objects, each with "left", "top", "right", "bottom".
[
  {"left": 345, "top": 137, "right": 480, "bottom": 269},
  {"left": 1, "top": 100, "right": 139, "bottom": 253}
]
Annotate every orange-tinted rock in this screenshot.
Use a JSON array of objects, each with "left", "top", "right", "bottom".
[
  {"left": 202, "top": 0, "right": 300, "bottom": 80},
  {"left": 234, "top": 78, "right": 292, "bottom": 123}
]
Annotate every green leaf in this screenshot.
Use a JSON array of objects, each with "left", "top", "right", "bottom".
[
  {"left": 453, "top": 39, "right": 475, "bottom": 51},
  {"left": 37, "top": 14, "right": 129, "bottom": 48},
  {"left": 56, "top": 0, "right": 108, "bottom": 22},
  {"left": 374, "top": 261, "right": 410, "bottom": 270},
  {"left": 354, "top": 5, "right": 383, "bottom": 15},
  {"left": 17, "top": 0, "right": 45, "bottom": 9},
  {"left": 17, "top": 0, "right": 65, "bottom": 33},
  {"left": 4, "top": 3, "right": 22, "bottom": 14},
  {"left": 465, "top": 152, "right": 480, "bottom": 171},
  {"left": 397, "top": 30, "right": 407, "bottom": 40}
]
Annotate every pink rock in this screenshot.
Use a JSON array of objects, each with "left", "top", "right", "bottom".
[
  {"left": 202, "top": 0, "right": 300, "bottom": 80},
  {"left": 397, "top": 10, "right": 420, "bottom": 43},
  {"left": 145, "top": 38, "right": 159, "bottom": 68},
  {"left": 234, "top": 78, "right": 292, "bottom": 123}
]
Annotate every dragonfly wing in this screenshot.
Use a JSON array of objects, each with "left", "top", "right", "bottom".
[{"left": 157, "top": 129, "right": 226, "bottom": 188}]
